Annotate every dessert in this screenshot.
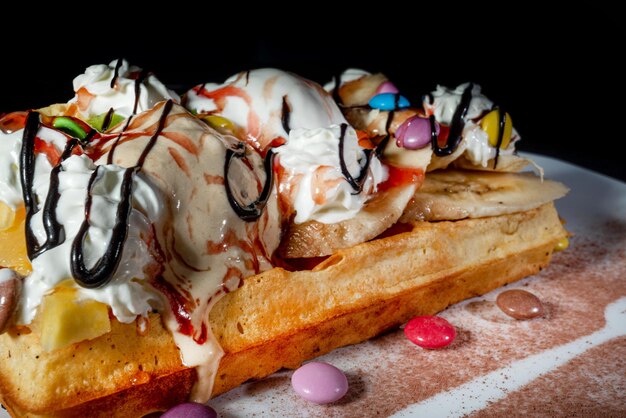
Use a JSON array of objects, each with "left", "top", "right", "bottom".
[{"left": 0, "top": 60, "right": 568, "bottom": 417}]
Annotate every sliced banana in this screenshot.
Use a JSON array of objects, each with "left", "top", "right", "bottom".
[
  {"left": 280, "top": 183, "right": 417, "bottom": 258},
  {"left": 400, "top": 169, "right": 568, "bottom": 222}
]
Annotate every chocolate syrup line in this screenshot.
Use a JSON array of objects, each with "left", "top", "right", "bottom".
[
  {"left": 224, "top": 143, "right": 275, "bottom": 222},
  {"left": 70, "top": 166, "right": 136, "bottom": 288},
  {"left": 71, "top": 99, "right": 174, "bottom": 288},
  {"left": 136, "top": 100, "right": 173, "bottom": 168},
  {"left": 197, "top": 83, "right": 207, "bottom": 96},
  {"left": 245, "top": 70, "right": 250, "bottom": 86},
  {"left": 20, "top": 113, "right": 81, "bottom": 259},
  {"left": 110, "top": 58, "right": 123, "bottom": 88},
  {"left": 338, "top": 123, "right": 373, "bottom": 194},
  {"left": 493, "top": 108, "right": 505, "bottom": 168},
  {"left": 431, "top": 82, "right": 473, "bottom": 156},
  {"left": 281, "top": 95, "right": 291, "bottom": 134},
  {"left": 20, "top": 112, "right": 43, "bottom": 259},
  {"left": 107, "top": 69, "right": 149, "bottom": 164},
  {"left": 101, "top": 108, "right": 115, "bottom": 132}
]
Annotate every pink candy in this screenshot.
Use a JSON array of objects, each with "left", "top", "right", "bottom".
[
  {"left": 404, "top": 315, "right": 456, "bottom": 349},
  {"left": 291, "top": 361, "right": 349, "bottom": 404},
  {"left": 161, "top": 402, "right": 218, "bottom": 418},
  {"left": 395, "top": 116, "right": 439, "bottom": 150},
  {"left": 376, "top": 81, "right": 400, "bottom": 94}
]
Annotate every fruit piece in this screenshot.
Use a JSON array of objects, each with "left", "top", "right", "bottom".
[
  {"left": 496, "top": 289, "right": 544, "bottom": 320},
  {"left": 0, "top": 205, "right": 32, "bottom": 276},
  {"left": 291, "top": 361, "right": 349, "bottom": 404},
  {"left": 400, "top": 170, "right": 569, "bottom": 222},
  {"left": 161, "top": 402, "right": 218, "bottom": 418},
  {"left": 38, "top": 287, "right": 111, "bottom": 352},
  {"left": 480, "top": 109, "right": 513, "bottom": 149},
  {"left": 0, "top": 201, "right": 16, "bottom": 231},
  {"left": 87, "top": 112, "right": 124, "bottom": 132},
  {"left": 404, "top": 315, "right": 456, "bottom": 349},
  {"left": 0, "top": 111, "right": 27, "bottom": 134},
  {"left": 52, "top": 116, "right": 88, "bottom": 140}
]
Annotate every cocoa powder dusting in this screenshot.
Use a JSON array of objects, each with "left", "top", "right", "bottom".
[{"left": 212, "top": 224, "right": 626, "bottom": 417}]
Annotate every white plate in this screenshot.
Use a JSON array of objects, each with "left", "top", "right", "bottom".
[{"left": 3, "top": 154, "right": 626, "bottom": 417}]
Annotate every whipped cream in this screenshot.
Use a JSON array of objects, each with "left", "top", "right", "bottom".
[
  {"left": 69, "top": 59, "right": 180, "bottom": 119},
  {"left": 322, "top": 68, "right": 371, "bottom": 92},
  {"left": 0, "top": 129, "right": 25, "bottom": 209},
  {"left": 184, "top": 68, "right": 346, "bottom": 150},
  {"left": 0, "top": 126, "right": 164, "bottom": 325},
  {"left": 276, "top": 124, "right": 387, "bottom": 224},
  {"left": 425, "top": 83, "right": 520, "bottom": 167}
]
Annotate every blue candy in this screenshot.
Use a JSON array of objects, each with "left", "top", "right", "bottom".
[{"left": 368, "top": 93, "right": 410, "bottom": 110}]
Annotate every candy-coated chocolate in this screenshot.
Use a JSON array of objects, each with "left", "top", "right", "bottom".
[
  {"left": 201, "top": 114, "right": 236, "bottom": 133},
  {"left": 376, "top": 81, "right": 400, "bottom": 94},
  {"left": 368, "top": 93, "right": 410, "bottom": 111},
  {"left": 161, "top": 402, "right": 218, "bottom": 418},
  {"left": 554, "top": 237, "right": 569, "bottom": 251},
  {"left": 291, "top": 361, "right": 349, "bottom": 404},
  {"left": 481, "top": 109, "right": 513, "bottom": 149},
  {"left": 396, "top": 115, "right": 439, "bottom": 150},
  {"left": 404, "top": 315, "right": 456, "bottom": 349},
  {"left": 0, "top": 271, "right": 21, "bottom": 334},
  {"left": 496, "top": 289, "right": 544, "bottom": 320}
]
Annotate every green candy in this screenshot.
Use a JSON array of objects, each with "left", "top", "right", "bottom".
[
  {"left": 87, "top": 112, "right": 124, "bottom": 132},
  {"left": 52, "top": 117, "right": 88, "bottom": 140}
]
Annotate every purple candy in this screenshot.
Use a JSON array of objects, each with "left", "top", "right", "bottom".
[
  {"left": 161, "top": 402, "right": 218, "bottom": 418},
  {"left": 291, "top": 361, "right": 349, "bottom": 404},
  {"left": 376, "top": 81, "right": 400, "bottom": 94},
  {"left": 395, "top": 115, "right": 440, "bottom": 150}
]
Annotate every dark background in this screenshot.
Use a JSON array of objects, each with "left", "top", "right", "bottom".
[{"left": 1, "top": 15, "right": 622, "bottom": 182}]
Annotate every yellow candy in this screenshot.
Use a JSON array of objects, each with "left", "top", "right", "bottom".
[
  {"left": 481, "top": 109, "right": 513, "bottom": 149},
  {"left": 554, "top": 237, "right": 569, "bottom": 252},
  {"left": 201, "top": 115, "right": 236, "bottom": 134}
]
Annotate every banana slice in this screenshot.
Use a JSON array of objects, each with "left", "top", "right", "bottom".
[
  {"left": 400, "top": 169, "right": 568, "bottom": 222},
  {"left": 280, "top": 183, "right": 418, "bottom": 258}
]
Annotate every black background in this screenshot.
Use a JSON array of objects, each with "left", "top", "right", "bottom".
[{"left": 1, "top": 13, "right": 622, "bottom": 182}]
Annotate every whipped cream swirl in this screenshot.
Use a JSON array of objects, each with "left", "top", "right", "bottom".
[
  {"left": 0, "top": 126, "right": 163, "bottom": 325},
  {"left": 69, "top": 59, "right": 180, "bottom": 119},
  {"left": 276, "top": 124, "right": 387, "bottom": 224},
  {"left": 425, "top": 83, "right": 520, "bottom": 167}
]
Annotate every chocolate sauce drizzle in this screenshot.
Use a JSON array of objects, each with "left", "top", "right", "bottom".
[
  {"left": 71, "top": 100, "right": 174, "bottom": 288},
  {"left": 110, "top": 59, "right": 123, "bottom": 88},
  {"left": 19, "top": 100, "right": 174, "bottom": 289},
  {"left": 281, "top": 95, "right": 291, "bottom": 134},
  {"left": 431, "top": 82, "right": 473, "bottom": 156},
  {"left": 107, "top": 69, "right": 149, "bottom": 164},
  {"left": 101, "top": 108, "right": 115, "bottom": 132},
  {"left": 224, "top": 143, "right": 275, "bottom": 222},
  {"left": 338, "top": 123, "right": 374, "bottom": 194},
  {"left": 493, "top": 108, "right": 506, "bottom": 168}
]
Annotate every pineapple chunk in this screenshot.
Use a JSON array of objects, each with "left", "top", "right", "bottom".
[
  {"left": 0, "top": 203, "right": 32, "bottom": 275},
  {"left": 0, "top": 201, "right": 16, "bottom": 230},
  {"left": 39, "top": 288, "right": 111, "bottom": 352}
]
